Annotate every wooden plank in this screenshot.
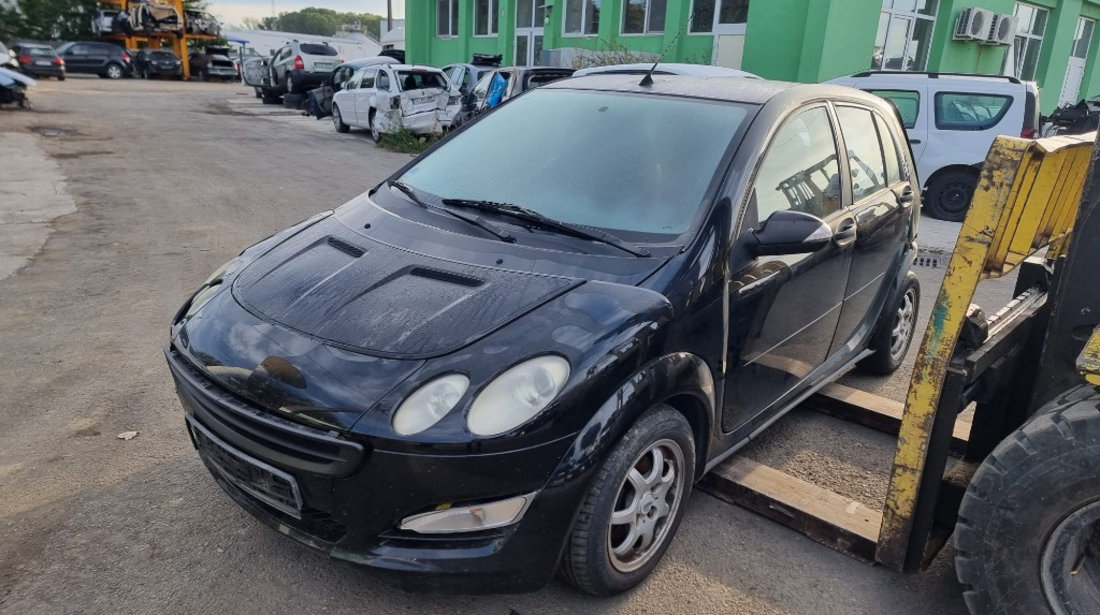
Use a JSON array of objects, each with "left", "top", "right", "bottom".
[
  {"left": 699, "top": 456, "right": 881, "bottom": 563},
  {"left": 804, "top": 382, "right": 971, "bottom": 455}
]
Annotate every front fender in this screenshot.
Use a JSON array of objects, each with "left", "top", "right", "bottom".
[{"left": 548, "top": 352, "right": 715, "bottom": 488}]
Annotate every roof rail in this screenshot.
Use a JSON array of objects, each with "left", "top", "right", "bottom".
[{"left": 849, "top": 70, "right": 1023, "bottom": 85}]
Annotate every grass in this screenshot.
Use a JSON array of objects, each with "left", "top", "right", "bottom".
[{"left": 378, "top": 127, "right": 442, "bottom": 154}]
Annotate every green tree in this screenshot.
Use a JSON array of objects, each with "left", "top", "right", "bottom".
[{"left": 3, "top": 0, "right": 99, "bottom": 41}]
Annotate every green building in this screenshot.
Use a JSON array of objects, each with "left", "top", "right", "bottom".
[{"left": 405, "top": 0, "right": 1100, "bottom": 113}]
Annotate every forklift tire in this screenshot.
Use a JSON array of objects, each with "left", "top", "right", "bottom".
[
  {"left": 955, "top": 384, "right": 1100, "bottom": 615},
  {"left": 858, "top": 271, "right": 919, "bottom": 375}
]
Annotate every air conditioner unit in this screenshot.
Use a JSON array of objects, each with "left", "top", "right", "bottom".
[
  {"left": 985, "top": 14, "right": 1018, "bottom": 46},
  {"left": 954, "top": 7, "right": 994, "bottom": 41}
]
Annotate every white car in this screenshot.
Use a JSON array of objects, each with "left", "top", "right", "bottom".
[
  {"left": 828, "top": 71, "right": 1040, "bottom": 221},
  {"left": 573, "top": 63, "right": 760, "bottom": 78},
  {"left": 331, "top": 64, "right": 459, "bottom": 141}
]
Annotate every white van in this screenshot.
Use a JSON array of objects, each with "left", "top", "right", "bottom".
[{"left": 829, "top": 71, "right": 1040, "bottom": 221}]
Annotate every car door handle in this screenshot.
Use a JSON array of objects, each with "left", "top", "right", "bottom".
[
  {"left": 834, "top": 219, "right": 857, "bottom": 246},
  {"left": 897, "top": 185, "right": 915, "bottom": 205},
  {"left": 909, "top": 139, "right": 922, "bottom": 144}
]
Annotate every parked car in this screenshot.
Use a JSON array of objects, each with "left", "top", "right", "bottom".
[
  {"left": 189, "top": 47, "right": 237, "bottom": 81},
  {"left": 331, "top": 64, "right": 459, "bottom": 140},
  {"left": 130, "top": 1, "right": 182, "bottom": 35},
  {"left": 167, "top": 74, "right": 920, "bottom": 596},
  {"left": 452, "top": 66, "right": 575, "bottom": 128},
  {"left": 0, "top": 42, "right": 16, "bottom": 70},
  {"left": 573, "top": 62, "right": 760, "bottom": 78},
  {"left": 442, "top": 53, "right": 502, "bottom": 96},
  {"left": 91, "top": 10, "right": 122, "bottom": 35},
  {"left": 133, "top": 49, "right": 182, "bottom": 80},
  {"left": 307, "top": 56, "right": 400, "bottom": 118},
  {"left": 269, "top": 41, "right": 341, "bottom": 95},
  {"left": 828, "top": 71, "right": 1040, "bottom": 221},
  {"left": 184, "top": 10, "right": 220, "bottom": 36},
  {"left": 9, "top": 43, "right": 64, "bottom": 80},
  {"left": 54, "top": 42, "right": 131, "bottom": 79}
]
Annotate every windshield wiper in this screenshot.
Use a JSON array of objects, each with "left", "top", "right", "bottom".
[
  {"left": 389, "top": 181, "right": 515, "bottom": 243},
  {"left": 440, "top": 198, "right": 650, "bottom": 257}
]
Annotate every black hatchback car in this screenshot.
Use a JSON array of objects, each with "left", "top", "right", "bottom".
[
  {"left": 11, "top": 43, "right": 65, "bottom": 79},
  {"left": 133, "top": 49, "right": 182, "bottom": 79},
  {"left": 54, "top": 41, "right": 131, "bottom": 79},
  {"left": 166, "top": 75, "right": 920, "bottom": 595}
]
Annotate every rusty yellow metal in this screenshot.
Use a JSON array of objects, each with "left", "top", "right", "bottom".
[
  {"left": 876, "top": 133, "right": 1095, "bottom": 570},
  {"left": 1078, "top": 327, "right": 1100, "bottom": 386}
]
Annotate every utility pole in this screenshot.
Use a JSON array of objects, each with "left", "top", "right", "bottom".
[{"left": 386, "top": 0, "right": 392, "bottom": 31}]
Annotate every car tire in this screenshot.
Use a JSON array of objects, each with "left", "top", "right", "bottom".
[
  {"left": 104, "top": 63, "right": 123, "bottom": 79},
  {"left": 58, "top": 73, "right": 65, "bottom": 81},
  {"left": 333, "top": 105, "right": 350, "bottom": 133},
  {"left": 285, "top": 72, "right": 294, "bottom": 94},
  {"left": 254, "top": 88, "right": 262, "bottom": 99},
  {"left": 260, "top": 89, "right": 280, "bottom": 105},
  {"left": 955, "top": 385, "right": 1100, "bottom": 615},
  {"left": 858, "top": 271, "right": 919, "bottom": 375},
  {"left": 925, "top": 168, "right": 979, "bottom": 222},
  {"left": 559, "top": 405, "right": 695, "bottom": 596},
  {"left": 369, "top": 110, "right": 382, "bottom": 143}
]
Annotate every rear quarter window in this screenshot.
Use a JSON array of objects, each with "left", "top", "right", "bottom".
[
  {"left": 867, "top": 89, "right": 920, "bottom": 129},
  {"left": 934, "top": 92, "right": 1013, "bottom": 131},
  {"left": 300, "top": 43, "right": 338, "bottom": 56}
]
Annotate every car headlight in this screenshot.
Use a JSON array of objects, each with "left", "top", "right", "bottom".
[
  {"left": 392, "top": 374, "right": 470, "bottom": 435},
  {"left": 467, "top": 356, "right": 570, "bottom": 437}
]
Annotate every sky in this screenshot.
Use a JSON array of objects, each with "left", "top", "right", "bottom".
[{"left": 208, "top": 0, "right": 405, "bottom": 27}]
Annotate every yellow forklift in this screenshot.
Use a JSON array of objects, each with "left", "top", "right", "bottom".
[{"left": 701, "top": 131, "right": 1100, "bottom": 615}]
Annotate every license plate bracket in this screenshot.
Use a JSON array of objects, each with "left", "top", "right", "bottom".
[{"left": 187, "top": 416, "right": 303, "bottom": 519}]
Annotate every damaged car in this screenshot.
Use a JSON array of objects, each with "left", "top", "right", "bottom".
[
  {"left": 167, "top": 75, "right": 920, "bottom": 596},
  {"left": 330, "top": 64, "right": 459, "bottom": 141},
  {"left": 184, "top": 10, "right": 221, "bottom": 36},
  {"left": 190, "top": 46, "right": 237, "bottom": 82},
  {"left": 130, "top": 1, "right": 182, "bottom": 35}
]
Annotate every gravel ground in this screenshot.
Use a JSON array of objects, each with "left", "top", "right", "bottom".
[{"left": 0, "top": 76, "right": 998, "bottom": 615}]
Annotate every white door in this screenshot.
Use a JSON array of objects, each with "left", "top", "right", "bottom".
[
  {"left": 515, "top": 0, "right": 544, "bottom": 65},
  {"left": 709, "top": 0, "right": 748, "bottom": 67},
  {"left": 1060, "top": 18, "right": 1094, "bottom": 106}
]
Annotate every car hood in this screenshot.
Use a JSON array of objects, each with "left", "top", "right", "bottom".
[{"left": 231, "top": 216, "right": 583, "bottom": 359}]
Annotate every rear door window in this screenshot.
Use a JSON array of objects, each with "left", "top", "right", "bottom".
[
  {"left": 934, "top": 93, "right": 1013, "bottom": 130},
  {"left": 300, "top": 43, "right": 338, "bottom": 56},
  {"left": 873, "top": 114, "right": 904, "bottom": 184},
  {"left": 377, "top": 70, "right": 391, "bottom": 90},
  {"left": 867, "top": 89, "right": 920, "bottom": 129},
  {"left": 360, "top": 69, "right": 376, "bottom": 89},
  {"left": 835, "top": 106, "right": 888, "bottom": 199}
]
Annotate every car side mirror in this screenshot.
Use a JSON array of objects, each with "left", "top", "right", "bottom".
[{"left": 750, "top": 210, "right": 832, "bottom": 256}]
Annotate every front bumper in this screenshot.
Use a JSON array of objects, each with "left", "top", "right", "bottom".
[
  {"left": 203, "top": 66, "right": 237, "bottom": 78},
  {"left": 166, "top": 345, "right": 583, "bottom": 593},
  {"left": 20, "top": 64, "right": 63, "bottom": 77}
]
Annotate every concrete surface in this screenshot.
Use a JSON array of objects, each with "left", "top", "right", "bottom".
[{"left": 0, "top": 76, "right": 1003, "bottom": 615}]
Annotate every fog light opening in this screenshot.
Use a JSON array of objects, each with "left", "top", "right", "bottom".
[{"left": 398, "top": 492, "right": 537, "bottom": 534}]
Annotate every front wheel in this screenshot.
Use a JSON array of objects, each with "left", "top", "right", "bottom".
[
  {"left": 104, "top": 63, "right": 123, "bottom": 79},
  {"left": 858, "top": 271, "right": 919, "bottom": 375},
  {"left": 559, "top": 405, "right": 695, "bottom": 596},
  {"left": 955, "top": 385, "right": 1100, "bottom": 615},
  {"left": 332, "top": 105, "right": 349, "bottom": 133}
]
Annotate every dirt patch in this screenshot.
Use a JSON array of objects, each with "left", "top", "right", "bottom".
[{"left": 51, "top": 150, "right": 115, "bottom": 160}]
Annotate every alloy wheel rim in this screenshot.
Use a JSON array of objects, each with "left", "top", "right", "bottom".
[
  {"left": 332, "top": 108, "right": 341, "bottom": 130},
  {"left": 371, "top": 118, "right": 380, "bottom": 141},
  {"left": 890, "top": 288, "right": 916, "bottom": 360},
  {"left": 606, "top": 438, "right": 685, "bottom": 574},
  {"left": 1041, "top": 500, "right": 1100, "bottom": 615},
  {"left": 108, "top": 65, "right": 121, "bottom": 78}
]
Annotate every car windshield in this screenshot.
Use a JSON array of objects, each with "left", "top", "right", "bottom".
[
  {"left": 23, "top": 46, "right": 55, "bottom": 57},
  {"left": 300, "top": 43, "right": 338, "bottom": 56},
  {"left": 398, "top": 89, "right": 752, "bottom": 237},
  {"left": 397, "top": 70, "right": 447, "bottom": 91}
]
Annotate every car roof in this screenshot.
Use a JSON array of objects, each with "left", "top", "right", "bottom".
[
  {"left": 544, "top": 74, "right": 804, "bottom": 104},
  {"left": 573, "top": 63, "right": 760, "bottom": 78},
  {"left": 830, "top": 71, "right": 1028, "bottom": 87},
  {"left": 386, "top": 64, "right": 445, "bottom": 72},
  {"left": 341, "top": 56, "right": 399, "bottom": 68}
]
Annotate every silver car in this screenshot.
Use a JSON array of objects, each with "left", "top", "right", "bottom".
[{"left": 270, "top": 41, "right": 341, "bottom": 95}]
